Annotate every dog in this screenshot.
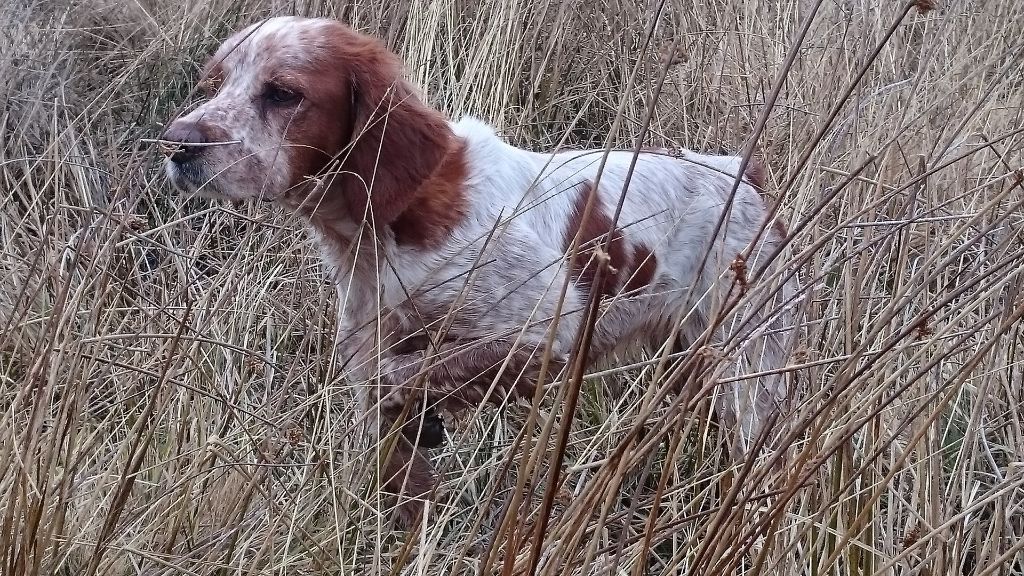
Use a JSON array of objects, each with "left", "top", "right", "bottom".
[{"left": 161, "top": 16, "right": 799, "bottom": 527}]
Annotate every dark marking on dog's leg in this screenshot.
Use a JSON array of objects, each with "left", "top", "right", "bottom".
[{"left": 401, "top": 402, "right": 446, "bottom": 448}]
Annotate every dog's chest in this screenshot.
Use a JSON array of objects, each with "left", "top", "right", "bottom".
[{"left": 375, "top": 225, "right": 573, "bottom": 342}]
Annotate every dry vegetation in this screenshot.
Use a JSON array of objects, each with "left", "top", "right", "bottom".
[{"left": 2, "top": 0, "right": 1023, "bottom": 574}]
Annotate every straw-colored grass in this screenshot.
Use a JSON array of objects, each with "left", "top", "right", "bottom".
[{"left": 2, "top": 0, "right": 1023, "bottom": 574}]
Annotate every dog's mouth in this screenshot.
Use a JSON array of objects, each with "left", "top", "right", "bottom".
[
  {"left": 164, "top": 160, "right": 203, "bottom": 192},
  {"left": 165, "top": 161, "right": 238, "bottom": 205}
]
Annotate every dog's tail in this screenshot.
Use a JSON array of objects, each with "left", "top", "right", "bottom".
[
  {"left": 719, "top": 263, "right": 801, "bottom": 460},
  {"left": 706, "top": 156, "right": 802, "bottom": 461}
]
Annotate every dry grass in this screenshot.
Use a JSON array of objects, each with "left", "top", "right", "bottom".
[{"left": 2, "top": 0, "right": 1024, "bottom": 574}]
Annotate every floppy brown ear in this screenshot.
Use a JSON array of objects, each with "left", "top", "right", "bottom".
[{"left": 331, "top": 28, "right": 453, "bottom": 226}]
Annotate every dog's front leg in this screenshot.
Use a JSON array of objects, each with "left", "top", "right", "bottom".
[
  {"left": 376, "top": 410, "right": 437, "bottom": 529},
  {"left": 374, "top": 339, "right": 565, "bottom": 528}
]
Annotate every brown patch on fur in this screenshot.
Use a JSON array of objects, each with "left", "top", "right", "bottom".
[
  {"left": 744, "top": 158, "right": 766, "bottom": 189},
  {"left": 564, "top": 181, "right": 627, "bottom": 298},
  {"left": 390, "top": 139, "right": 468, "bottom": 247},
  {"left": 624, "top": 245, "right": 658, "bottom": 292},
  {"left": 441, "top": 341, "right": 556, "bottom": 405},
  {"left": 324, "top": 26, "right": 454, "bottom": 228},
  {"left": 384, "top": 338, "right": 555, "bottom": 410},
  {"left": 272, "top": 31, "right": 355, "bottom": 203}
]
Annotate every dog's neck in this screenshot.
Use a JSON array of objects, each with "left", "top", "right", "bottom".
[{"left": 287, "top": 138, "right": 469, "bottom": 269}]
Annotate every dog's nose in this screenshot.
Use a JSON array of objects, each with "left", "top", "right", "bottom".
[{"left": 161, "top": 119, "right": 209, "bottom": 163}]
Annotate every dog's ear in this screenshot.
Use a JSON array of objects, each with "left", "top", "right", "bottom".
[{"left": 329, "top": 26, "right": 453, "bottom": 226}]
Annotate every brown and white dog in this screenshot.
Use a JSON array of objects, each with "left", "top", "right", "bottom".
[{"left": 162, "top": 16, "right": 799, "bottom": 527}]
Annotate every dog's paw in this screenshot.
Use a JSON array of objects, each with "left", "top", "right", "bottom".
[{"left": 401, "top": 405, "right": 446, "bottom": 448}]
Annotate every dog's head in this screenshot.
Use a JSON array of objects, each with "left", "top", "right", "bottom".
[{"left": 162, "top": 17, "right": 453, "bottom": 225}]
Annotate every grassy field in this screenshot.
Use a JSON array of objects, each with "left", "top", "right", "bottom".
[{"left": 2, "top": 0, "right": 1023, "bottom": 574}]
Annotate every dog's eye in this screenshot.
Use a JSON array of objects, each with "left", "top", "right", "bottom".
[{"left": 265, "top": 84, "right": 301, "bottom": 105}]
